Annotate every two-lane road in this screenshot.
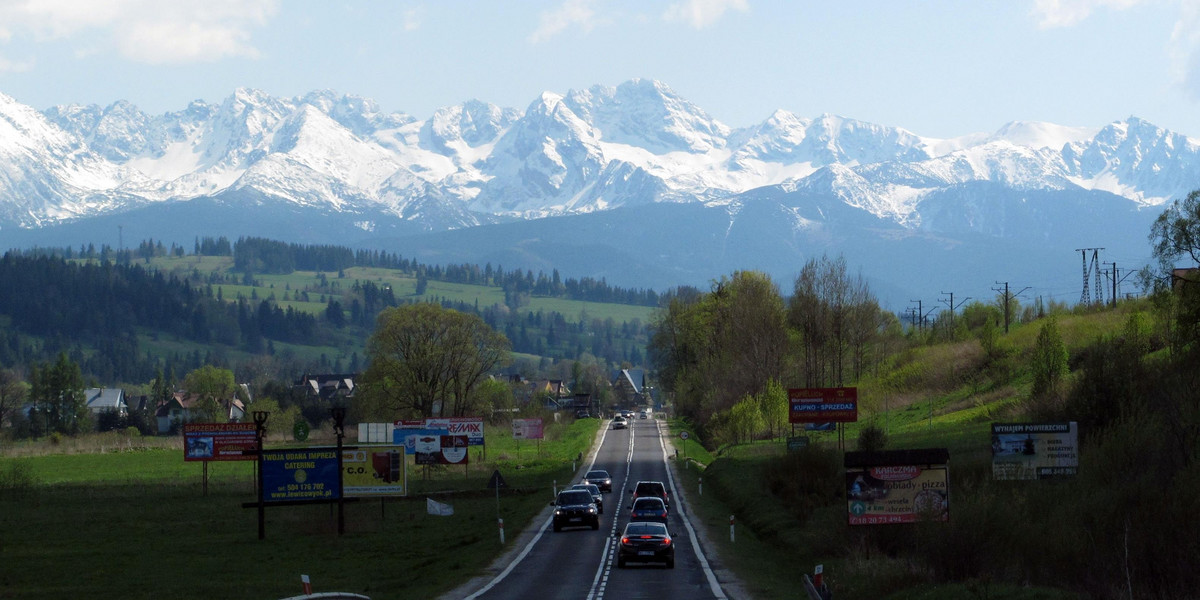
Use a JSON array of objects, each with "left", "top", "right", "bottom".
[{"left": 458, "top": 417, "right": 726, "bottom": 600}]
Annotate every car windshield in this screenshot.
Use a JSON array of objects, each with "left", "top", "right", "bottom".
[
  {"left": 586, "top": 470, "right": 609, "bottom": 479},
  {"left": 558, "top": 491, "right": 593, "bottom": 505},
  {"left": 571, "top": 484, "right": 599, "bottom": 495},
  {"left": 636, "top": 483, "right": 664, "bottom": 494},
  {"left": 624, "top": 522, "right": 667, "bottom": 536}
]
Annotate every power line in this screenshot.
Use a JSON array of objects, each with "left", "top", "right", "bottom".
[
  {"left": 992, "top": 281, "right": 1030, "bottom": 333},
  {"left": 939, "top": 291, "right": 971, "bottom": 333}
]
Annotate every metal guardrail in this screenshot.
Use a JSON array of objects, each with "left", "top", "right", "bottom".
[{"left": 277, "top": 593, "right": 370, "bottom": 600}]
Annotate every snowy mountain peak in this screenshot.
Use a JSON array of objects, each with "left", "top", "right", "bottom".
[
  {"left": 0, "top": 80, "right": 1197, "bottom": 235},
  {"left": 990, "top": 120, "right": 1097, "bottom": 149}
]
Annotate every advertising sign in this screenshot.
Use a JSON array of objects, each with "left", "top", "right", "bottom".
[
  {"left": 261, "top": 448, "right": 340, "bottom": 503},
  {"left": 393, "top": 417, "right": 485, "bottom": 446},
  {"left": 448, "top": 417, "right": 485, "bottom": 446},
  {"left": 341, "top": 446, "right": 406, "bottom": 497},
  {"left": 788, "top": 387, "right": 859, "bottom": 424},
  {"left": 512, "top": 418, "right": 544, "bottom": 440},
  {"left": 182, "top": 422, "right": 257, "bottom": 461},
  {"left": 845, "top": 449, "right": 949, "bottom": 525},
  {"left": 395, "top": 427, "right": 449, "bottom": 455},
  {"left": 440, "top": 435, "right": 469, "bottom": 464},
  {"left": 991, "top": 422, "right": 1079, "bottom": 480}
]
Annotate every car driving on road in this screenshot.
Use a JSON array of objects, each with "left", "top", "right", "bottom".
[
  {"left": 552, "top": 489, "right": 600, "bottom": 532},
  {"left": 612, "top": 416, "right": 627, "bottom": 429},
  {"left": 631, "top": 480, "right": 670, "bottom": 510},
  {"left": 629, "top": 496, "right": 668, "bottom": 524},
  {"left": 617, "top": 521, "right": 674, "bottom": 568},
  {"left": 584, "top": 469, "right": 612, "bottom": 492},
  {"left": 569, "top": 483, "right": 604, "bottom": 514}
]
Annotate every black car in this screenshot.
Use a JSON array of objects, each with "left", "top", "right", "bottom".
[
  {"left": 584, "top": 469, "right": 612, "bottom": 493},
  {"left": 551, "top": 489, "right": 600, "bottom": 532},
  {"left": 631, "top": 480, "right": 670, "bottom": 509},
  {"left": 569, "top": 483, "right": 604, "bottom": 514},
  {"left": 629, "top": 496, "right": 668, "bottom": 524},
  {"left": 617, "top": 521, "right": 674, "bottom": 568}
]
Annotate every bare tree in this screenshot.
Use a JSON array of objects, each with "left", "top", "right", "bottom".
[{"left": 0, "top": 368, "right": 28, "bottom": 429}]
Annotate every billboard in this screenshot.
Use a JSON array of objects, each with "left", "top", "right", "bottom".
[
  {"left": 991, "top": 422, "right": 1079, "bottom": 480},
  {"left": 395, "top": 428, "right": 448, "bottom": 456},
  {"left": 393, "top": 417, "right": 485, "bottom": 446},
  {"left": 512, "top": 418, "right": 544, "bottom": 440},
  {"left": 788, "top": 387, "right": 859, "bottom": 424},
  {"left": 341, "top": 446, "right": 406, "bottom": 497},
  {"left": 845, "top": 449, "right": 949, "bottom": 525},
  {"left": 261, "top": 448, "right": 340, "bottom": 503},
  {"left": 182, "top": 422, "right": 257, "bottom": 461}
]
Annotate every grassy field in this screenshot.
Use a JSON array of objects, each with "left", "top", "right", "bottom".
[
  {"left": 0, "top": 418, "right": 601, "bottom": 600},
  {"left": 146, "top": 256, "right": 657, "bottom": 325}
]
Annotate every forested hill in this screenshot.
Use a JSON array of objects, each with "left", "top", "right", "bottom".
[{"left": 0, "top": 239, "right": 658, "bottom": 385}]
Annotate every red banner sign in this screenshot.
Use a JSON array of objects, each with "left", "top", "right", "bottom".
[{"left": 788, "top": 387, "right": 858, "bottom": 423}]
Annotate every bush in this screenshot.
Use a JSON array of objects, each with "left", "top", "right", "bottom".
[
  {"left": 856, "top": 424, "right": 888, "bottom": 452},
  {"left": 0, "top": 461, "right": 38, "bottom": 498},
  {"left": 762, "top": 445, "right": 842, "bottom": 525}
]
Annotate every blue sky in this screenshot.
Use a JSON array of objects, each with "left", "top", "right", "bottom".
[{"left": 0, "top": 0, "right": 1198, "bottom": 139}]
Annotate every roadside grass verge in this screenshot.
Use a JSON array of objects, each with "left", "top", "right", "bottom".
[{"left": 0, "top": 418, "right": 600, "bottom": 600}]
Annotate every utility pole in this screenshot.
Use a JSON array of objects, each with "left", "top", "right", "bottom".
[
  {"left": 939, "top": 291, "right": 971, "bottom": 336},
  {"left": 908, "top": 300, "right": 926, "bottom": 334},
  {"left": 992, "top": 282, "right": 1030, "bottom": 333},
  {"left": 1103, "top": 262, "right": 1135, "bottom": 307}
]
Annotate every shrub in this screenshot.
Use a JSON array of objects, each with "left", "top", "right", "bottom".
[
  {"left": 856, "top": 424, "right": 888, "bottom": 452},
  {"left": 0, "top": 461, "right": 38, "bottom": 498}
]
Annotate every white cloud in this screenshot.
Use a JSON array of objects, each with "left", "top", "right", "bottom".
[
  {"left": 662, "top": 0, "right": 748, "bottom": 29},
  {"left": 0, "top": 0, "right": 278, "bottom": 64},
  {"left": 403, "top": 8, "right": 423, "bottom": 32},
  {"left": 1031, "top": 0, "right": 1200, "bottom": 103},
  {"left": 528, "top": 0, "right": 598, "bottom": 43},
  {"left": 0, "top": 53, "right": 34, "bottom": 73},
  {"left": 1030, "top": 0, "right": 1147, "bottom": 28},
  {"left": 1170, "top": 0, "right": 1200, "bottom": 97}
]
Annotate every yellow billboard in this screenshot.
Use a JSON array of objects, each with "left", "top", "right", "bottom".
[{"left": 341, "top": 446, "right": 406, "bottom": 497}]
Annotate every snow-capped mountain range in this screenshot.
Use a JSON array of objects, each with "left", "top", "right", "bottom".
[{"left": 1, "top": 79, "right": 1193, "bottom": 307}]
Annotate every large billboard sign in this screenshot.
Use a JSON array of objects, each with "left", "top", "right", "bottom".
[
  {"left": 341, "top": 446, "right": 406, "bottom": 497},
  {"left": 845, "top": 449, "right": 949, "bottom": 525},
  {"left": 261, "top": 448, "right": 340, "bottom": 503},
  {"left": 788, "top": 387, "right": 859, "bottom": 424},
  {"left": 393, "top": 417, "right": 485, "bottom": 446},
  {"left": 183, "top": 422, "right": 257, "bottom": 461},
  {"left": 512, "top": 418, "right": 544, "bottom": 440},
  {"left": 991, "top": 422, "right": 1079, "bottom": 480}
]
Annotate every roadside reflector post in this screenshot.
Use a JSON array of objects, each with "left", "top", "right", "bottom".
[
  {"left": 498, "top": 518, "right": 505, "bottom": 544},
  {"left": 814, "top": 564, "right": 824, "bottom": 588},
  {"left": 730, "top": 514, "right": 735, "bottom": 543},
  {"left": 699, "top": 476, "right": 702, "bottom": 496},
  {"left": 301, "top": 574, "right": 312, "bottom": 595}
]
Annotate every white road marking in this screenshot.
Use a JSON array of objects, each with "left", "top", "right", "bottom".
[{"left": 656, "top": 420, "right": 727, "bottom": 599}]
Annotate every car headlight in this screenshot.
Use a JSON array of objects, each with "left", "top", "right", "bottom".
[
  {"left": 588, "top": 507, "right": 596, "bottom": 514},
  {"left": 555, "top": 510, "right": 563, "bottom": 516}
]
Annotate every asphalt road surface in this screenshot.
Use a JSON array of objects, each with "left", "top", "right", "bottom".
[{"left": 449, "top": 417, "right": 728, "bottom": 600}]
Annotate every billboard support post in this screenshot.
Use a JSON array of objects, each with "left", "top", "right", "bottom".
[
  {"left": 331, "top": 407, "right": 346, "bottom": 536},
  {"left": 252, "top": 411, "right": 269, "bottom": 540}
]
